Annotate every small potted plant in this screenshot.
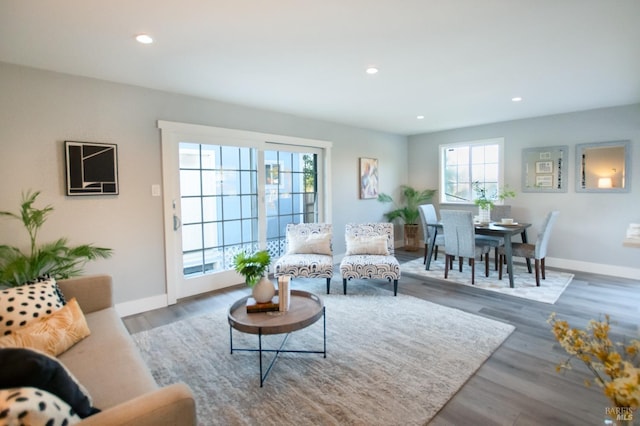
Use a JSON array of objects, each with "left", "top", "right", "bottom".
[
  {"left": 232, "top": 250, "right": 274, "bottom": 303},
  {"left": 472, "top": 182, "right": 516, "bottom": 223},
  {"left": 378, "top": 185, "right": 437, "bottom": 251}
]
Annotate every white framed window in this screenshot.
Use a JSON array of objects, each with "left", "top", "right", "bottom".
[{"left": 439, "top": 138, "right": 505, "bottom": 204}]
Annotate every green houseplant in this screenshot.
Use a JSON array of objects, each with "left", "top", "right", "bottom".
[
  {"left": 233, "top": 249, "right": 275, "bottom": 303},
  {"left": 0, "top": 190, "right": 113, "bottom": 287},
  {"left": 378, "top": 185, "right": 437, "bottom": 251},
  {"left": 232, "top": 250, "right": 271, "bottom": 287},
  {"left": 472, "top": 181, "right": 516, "bottom": 210}
]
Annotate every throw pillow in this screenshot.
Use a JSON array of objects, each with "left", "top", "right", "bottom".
[
  {"left": 345, "top": 235, "right": 390, "bottom": 256},
  {"left": 0, "top": 348, "right": 99, "bottom": 419},
  {"left": 286, "top": 232, "right": 332, "bottom": 255},
  {"left": 0, "top": 298, "right": 90, "bottom": 357},
  {"left": 0, "top": 279, "right": 66, "bottom": 336},
  {"left": 0, "top": 387, "right": 81, "bottom": 425}
]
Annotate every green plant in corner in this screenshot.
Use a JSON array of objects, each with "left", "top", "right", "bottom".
[
  {"left": 232, "top": 250, "right": 271, "bottom": 287},
  {"left": 0, "top": 190, "right": 113, "bottom": 287},
  {"left": 377, "top": 185, "right": 437, "bottom": 225}
]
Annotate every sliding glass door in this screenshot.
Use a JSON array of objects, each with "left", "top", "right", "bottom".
[{"left": 159, "top": 121, "right": 331, "bottom": 302}]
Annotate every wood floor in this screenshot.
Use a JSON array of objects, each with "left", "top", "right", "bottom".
[{"left": 123, "top": 250, "right": 640, "bottom": 426}]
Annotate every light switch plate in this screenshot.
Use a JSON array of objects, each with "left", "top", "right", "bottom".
[{"left": 151, "top": 184, "right": 161, "bottom": 197}]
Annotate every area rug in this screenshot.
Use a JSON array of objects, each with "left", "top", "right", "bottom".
[
  {"left": 402, "top": 257, "right": 574, "bottom": 304},
  {"left": 132, "top": 281, "right": 514, "bottom": 426}
]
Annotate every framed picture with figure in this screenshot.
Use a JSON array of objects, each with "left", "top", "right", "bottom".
[{"left": 359, "top": 157, "right": 378, "bottom": 199}]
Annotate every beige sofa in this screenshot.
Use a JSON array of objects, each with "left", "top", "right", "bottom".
[{"left": 56, "top": 275, "right": 196, "bottom": 425}]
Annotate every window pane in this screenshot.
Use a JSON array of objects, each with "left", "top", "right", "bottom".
[
  {"left": 181, "top": 197, "right": 202, "bottom": 224},
  {"left": 180, "top": 170, "right": 201, "bottom": 196}
]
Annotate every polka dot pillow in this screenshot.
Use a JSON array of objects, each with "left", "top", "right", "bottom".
[
  {"left": 0, "top": 279, "right": 66, "bottom": 336},
  {"left": 0, "top": 387, "right": 81, "bottom": 425}
]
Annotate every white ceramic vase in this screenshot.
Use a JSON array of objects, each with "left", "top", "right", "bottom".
[
  {"left": 252, "top": 276, "right": 276, "bottom": 303},
  {"left": 478, "top": 205, "right": 491, "bottom": 224}
]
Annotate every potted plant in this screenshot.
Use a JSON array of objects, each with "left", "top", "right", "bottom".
[
  {"left": 232, "top": 250, "right": 275, "bottom": 303},
  {"left": 378, "top": 185, "right": 437, "bottom": 251},
  {"left": 0, "top": 190, "right": 112, "bottom": 287},
  {"left": 472, "top": 181, "right": 516, "bottom": 223}
]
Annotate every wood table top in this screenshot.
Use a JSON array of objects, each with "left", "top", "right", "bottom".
[{"left": 228, "top": 289, "right": 324, "bottom": 335}]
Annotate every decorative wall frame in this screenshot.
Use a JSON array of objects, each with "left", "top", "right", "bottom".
[
  {"left": 576, "top": 140, "right": 630, "bottom": 193},
  {"left": 65, "top": 141, "right": 119, "bottom": 195},
  {"left": 359, "top": 157, "right": 379, "bottom": 199},
  {"left": 522, "top": 145, "right": 568, "bottom": 193}
]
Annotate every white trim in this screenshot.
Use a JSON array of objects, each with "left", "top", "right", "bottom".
[
  {"left": 545, "top": 257, "right": 640, "bottom": 281},
  {"left": 115, "top": 294, "right": 167, "bottom": 317}
]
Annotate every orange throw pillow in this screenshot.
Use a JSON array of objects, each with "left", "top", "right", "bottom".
[{"left": 0, "top": 298, "right": 90, "bottom": 356}]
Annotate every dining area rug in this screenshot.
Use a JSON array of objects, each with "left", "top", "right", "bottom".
[
  {"left": 402, "top": 257, "right": 574, "bottom": 304},
  {"left": 132, "top": 281, "right": 514, "bottom": 425}
]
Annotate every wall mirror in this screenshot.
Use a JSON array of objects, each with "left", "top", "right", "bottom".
[
  {"left": 576, "top": 140, "right": 630, "bottom": 193},
  {"left": 522, "top": 145, "right": 568, "bottom": 193}
]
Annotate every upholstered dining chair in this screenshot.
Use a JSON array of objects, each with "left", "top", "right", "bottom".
[
  {"left": 475, "top": 205, "right": 511, "bottom": 270},
  {"left": 339, "top": 223, "right": 401, "bottom": 296},
  {"left": 440, "top": 210, "right": 493, "bottom": 284},
  {"left": 274, "top": 223, "right": 334, "bottom": 294},
  {"left": 419, "top": 204, "right": 445, "bottom": 264},
  {"left": 499, "top": 210, "right": 559, "bottom": 286}
]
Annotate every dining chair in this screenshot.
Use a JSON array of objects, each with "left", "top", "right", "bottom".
[
  {"left": 419, "top": 204, "right": 445, "bottom": 264},
  {"left": 498, "top": 210, "right": 559, "bottom": 286},
  {"left": 475, "top": 204, "right": 511, "bottom": 270},
  {"left": 440, "top": 210, "right": 493, "bottom": 285},
  {"left": 274, "top": 223, "right": 334, "bottom": 294}
]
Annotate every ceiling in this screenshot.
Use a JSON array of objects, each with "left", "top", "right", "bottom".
[{"left": 2, "top": 1, "right": 639, "bottom": 136}]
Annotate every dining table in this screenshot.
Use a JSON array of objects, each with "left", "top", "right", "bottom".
[{"left": 425, "top": 221, "right": 532, "bottom": 288}]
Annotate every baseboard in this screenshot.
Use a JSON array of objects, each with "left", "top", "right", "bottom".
[
  {"left": 546, "top": 257, "right": 640, "bottom": 281},
  {"left": 114, "top": 254, "right": 638, "bottom": 317},
  {"left": 115, "top": 294, "right": 168, "bottom": 317}
]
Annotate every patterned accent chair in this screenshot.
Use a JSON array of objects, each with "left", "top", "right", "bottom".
[
  {"left": 274, "top": 223, "right": 334, "bottom": 294},
  {"left": 339, "top": 223, "right": 401, "bottom": 296}
]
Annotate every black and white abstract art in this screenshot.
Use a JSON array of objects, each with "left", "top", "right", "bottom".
[{"left": 65, "top": 141, "right": 119, "bottom": 195}]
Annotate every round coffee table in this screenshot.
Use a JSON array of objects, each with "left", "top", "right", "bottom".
[{"left": 227, "top": 289, "right": 326, "bottom": 387}]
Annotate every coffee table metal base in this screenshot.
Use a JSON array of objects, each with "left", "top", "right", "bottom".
[{"left": 229, "top": 306, "right": 326, "bottom": 387}]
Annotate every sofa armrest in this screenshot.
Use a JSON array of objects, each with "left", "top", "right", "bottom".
[
  {"left": 77, "top": 383, "right": 196, "bottom": 426},
  {"left": 57, "top": 274, "right": 113, "bottom": 314}
]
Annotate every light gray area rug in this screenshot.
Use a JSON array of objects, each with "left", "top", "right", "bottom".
[
  {"left": 132, "top": 281, "right": 514, "bottom": 426},
  {"left": 402, "top": 257, "right": 574, "bottom": 304}
]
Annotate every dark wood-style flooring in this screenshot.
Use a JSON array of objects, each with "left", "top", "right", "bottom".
[{"left": 123, "top": 250, "right": 640, "bottom": 425}]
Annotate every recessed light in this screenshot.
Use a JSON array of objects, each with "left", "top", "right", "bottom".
[
  {"left": 417, "top": 115, "right": 425, "bottom": 120},
  {"left": 366, "top": 67, "right": 379, "bottom": 75},
  {"left": 136, "top": 34, "right": 154, "bottom": 44},
  {"left": 511, "top": 96, "right": 523, "bottom": 102}
]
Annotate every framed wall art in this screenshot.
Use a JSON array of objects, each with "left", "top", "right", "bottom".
[
  {"left": 65, "top": 141, "right": 119, "bottom": 195},
  {"left": 359, "top": 157, "right": 378, "bottom": 199},
  {"left": 522, "top": 145, "right": 568, "bottom": 193}
]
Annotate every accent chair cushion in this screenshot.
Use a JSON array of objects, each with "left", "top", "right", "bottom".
[
  {"left": 0, "top": 298, "right": 90, "bottom": 356},
  {"left": 0, "top": 348, "right": 99, "bottom": 418},
  {"left": 0, "top": 279, "right": 66, "bottom": 337},
  {"left": 345, "top": 235, "right": 389, "bottom": 256},
  {"left": 286, "top": 232, "right": 332, "bottom": 255}
]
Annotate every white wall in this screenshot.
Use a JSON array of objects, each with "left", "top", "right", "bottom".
[
  {"left": 408, "top": 104, "right": 640, "bottom": 278},
  {"left": 0, "top": 62, "right": 407, "bottom": 312}
]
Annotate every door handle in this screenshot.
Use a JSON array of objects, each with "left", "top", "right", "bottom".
[{"left": 173, "top": 214, "right": 181, "bottom": 231}]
